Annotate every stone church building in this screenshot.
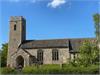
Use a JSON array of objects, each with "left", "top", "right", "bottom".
[{"left": 7, "top": 16, "right": 96, "bottom": 68}]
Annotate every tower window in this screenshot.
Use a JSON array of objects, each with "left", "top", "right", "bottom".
[
  {"left": 52, "top": 49, "right": 59, "bottom": 61},
  {"left": 14, "top": 24, "right": 16, "bottom": 31}
]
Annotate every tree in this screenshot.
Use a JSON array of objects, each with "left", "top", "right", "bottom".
[
  {"left": 0, "top": 43, "right": 8, "bottom": 67},
  {"left": 76, "top": 41, "right": 99, "bottom": 67},
  {"left": 93, "top": 14, "right": 100, "bottom": 44}
]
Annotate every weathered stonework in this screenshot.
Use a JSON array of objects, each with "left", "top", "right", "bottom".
[
  {"left": 7, "top": 16, "right": 26, "bottom": 67},
  {"left": 7, "top": 16, "right": 96, "bottom": 68}
]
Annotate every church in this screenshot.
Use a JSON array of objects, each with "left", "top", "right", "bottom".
[{"left": 7, "top": 16, "right": 96, "bottom": 68}]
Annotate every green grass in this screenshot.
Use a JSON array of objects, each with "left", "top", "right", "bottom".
[
  {"left": 0, "top": 67, "right": 16, "bottom": 74},
  {"left": 1, "top": 64, "right": 99, "bottom": 74}
]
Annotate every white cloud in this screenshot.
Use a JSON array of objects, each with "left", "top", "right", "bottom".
[
  {"left": 1, "top": 0, "right": 67, "bottom": 8},
  {"left": 48, "top": 0, "right": 66, "bottom": 8}
]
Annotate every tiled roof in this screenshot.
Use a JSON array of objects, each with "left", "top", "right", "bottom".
[
  {"left": 20, "top": 38, "right": 96, "bottom": 50},
  {"left": 20, "top": 39, "right": 69, "bottom": 49},
  {"left": 69, "top": 38, "right": 96, "bottom": 52}
]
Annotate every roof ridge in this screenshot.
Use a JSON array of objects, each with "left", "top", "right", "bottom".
[{"left": 25, "top": 37, "right": 96, "bottom": 41}]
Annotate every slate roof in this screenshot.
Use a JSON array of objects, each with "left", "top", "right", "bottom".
[
  {"left": 20, "top": 39, "right": 69, "bottom": 49},
  {"left": 20, "top": 38, "right": 96, "bottom": 51},
  {"left": 69, "top": 38, "right": 96, "bottom": 52}
]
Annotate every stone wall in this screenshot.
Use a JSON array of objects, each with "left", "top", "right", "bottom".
[
  {"left": 7, "top": 16, "right": 26, "bottom": 68},
  {"left": 11, "top": 49, "right": 29, "bottom": 68},
  {"left": 26, "top": 48, "right": 69, "bottom": 65}
]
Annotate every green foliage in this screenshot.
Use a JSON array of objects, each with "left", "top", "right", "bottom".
[
  {"left": 93, "top": 13, "right": 100, "bottom": 42},
  {"left": 22, "top": 64, "right": 61, "bottom": 74},
  {"left": 0, "top": 43, "right": 8, "bottom": 67},
  {"left": 75, "top": 40, "right": 99, "bottom": 66},
  {"left": 22, "top": 65, "right": 38, "bottom": 74},
  {"left": 1, "top": 64, "right": 99, "bottom": 74},
  {"left": 22, "top": 64, "right": 99, "bottom": 74},
  {"left": 40, "top": 64, "right": 61, "bottom": 74},
  {"left": 62, "top": 64, "right": 99, "bottom": 74},
  {"left": 0, "top": 67, "right": 16, "bottom": 74}
]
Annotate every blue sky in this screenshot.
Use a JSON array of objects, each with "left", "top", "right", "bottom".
[{"left": 0, "top": 0, "right": 99, "bottom": 48}]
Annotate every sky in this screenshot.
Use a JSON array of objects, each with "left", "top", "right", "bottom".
[{"left": 0, "top": 0, "right": 100, "bottom": 48}]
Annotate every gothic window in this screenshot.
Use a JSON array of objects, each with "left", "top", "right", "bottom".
[
  {"left": 52, "top": 49, "right": 59, "bottom": 61},
  {"left": 37, "top": 49, "right": 43, "bottom": 64},
  {"left": 14, "top": 24, "right": 16, "bottom": 31}
]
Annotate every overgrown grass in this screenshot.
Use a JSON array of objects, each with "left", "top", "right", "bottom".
[
  {"left": 61, "top": 64, "right": 99, "bottom": 74},
  {"left": 22, "top": 64, "right": 99, "bottom": 74},
  {"left": 1, "top": 64, "right": 99, "bottom": 74},
  {"left": 0, "top": 67, "right": 17, "bottom": 74}
]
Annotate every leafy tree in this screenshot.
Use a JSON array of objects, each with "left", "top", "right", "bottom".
[
  {"left": 0, "top": 43, "right": 8, "bottom": 67},
  {"left": 93, "top": 14, "right": 100, "bottom": 43},
  {"left": 76, "top": 41, "right": 99, "bottom": 67}
]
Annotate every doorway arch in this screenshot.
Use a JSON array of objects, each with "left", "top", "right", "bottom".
[{"left": 16, "top": 55, "right": 24, "bottom": 68}]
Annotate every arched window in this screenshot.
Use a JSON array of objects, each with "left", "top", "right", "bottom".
[
  {"left": 37, "top": 49, "right": 43, "bottom": 64},
  {"left": 52, "top": 49, "right": 59, "bottom": 61},
  {"left": 14, "top": 24, "right": 16, "bottom": 31}
]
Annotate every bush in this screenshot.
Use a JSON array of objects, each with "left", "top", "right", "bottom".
[
  {"left": 62, "top": 64, "right": 99, "bottom": 74},
  {"left": 1, "top": 67, "right": 16, "bottom": 74},
  {"left": 41, "top": 64, "right": 61, "bottom": 74},
  {"left": 22, "top": 64, "right": 61, "bottom": 74},
  {"left": 85, "top": 65, "right": 99, "bottom": 74},
  {"left": 22, "top": 65, "right": 38, "bottom": 74},
  {"left": 61, "top": 64, "right": 76, "bottom": 74}
]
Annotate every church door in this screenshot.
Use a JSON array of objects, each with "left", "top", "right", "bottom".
[{"left": 16, "top": 56, "right": 24, "bottom": 68}]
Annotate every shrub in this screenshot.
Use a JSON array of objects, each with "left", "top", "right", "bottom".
[
  {"left": 1, "top": 67, "right": 16, "bottom": 74},
  {"left": 40, "top": 64, "right": 61, "bottom": 74},
  {"left": 22, "top": 64, "right": 62, "bottom": 74},
  {"left": 61, "top": 64, "right": 76, "bottom": 74},
  {"left": 22, "top": 65, "right": 38, "bottom": 74},
  {"left": 85, "top": 65, "right": 99, "bottom": 74},
  {"left": 61, "top": 64, "right": 99, "bottom": 74}
]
